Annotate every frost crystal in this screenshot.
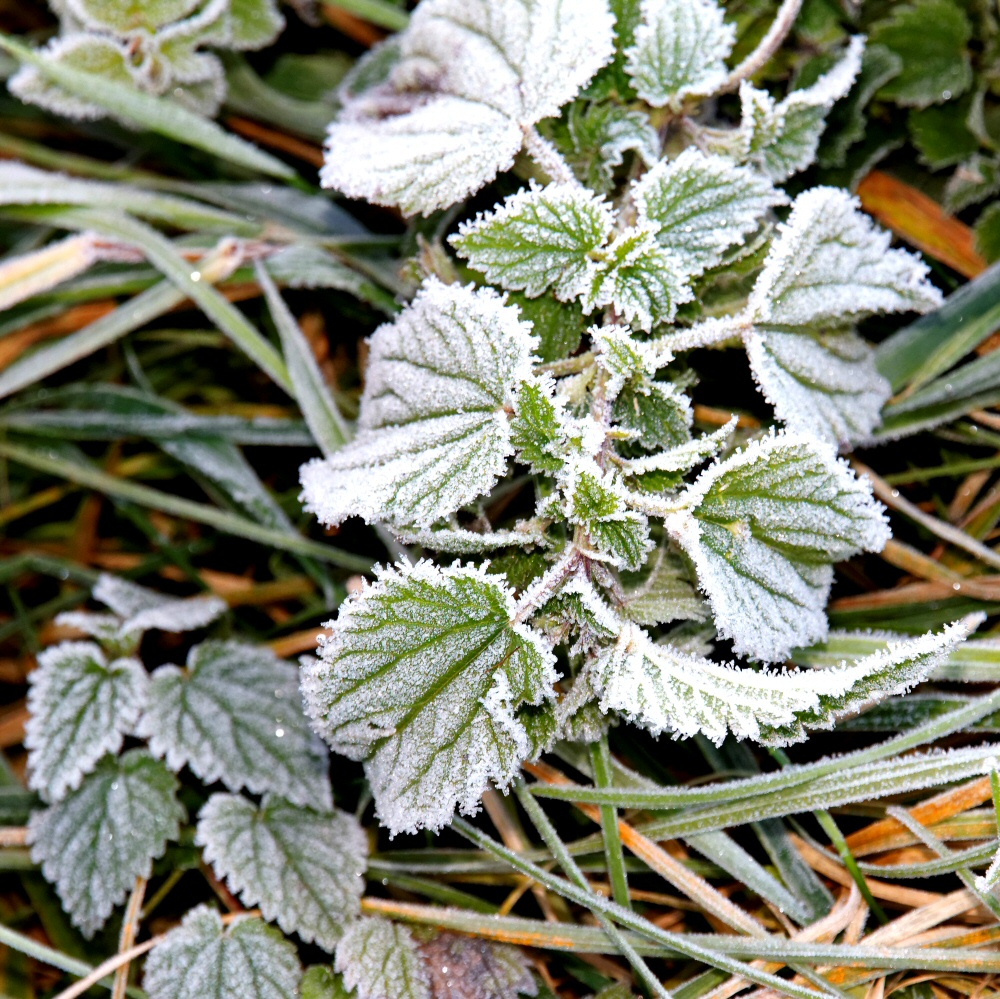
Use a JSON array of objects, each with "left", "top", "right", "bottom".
[
  {"left": 145, "top": 906, "right": 301, "bottom": 999},
  {"left": 29, "top": 750, "right": 183, "bottom": 936},
  {"left": 26, "top": 641, "right": 148, "bottom": 802},
  {"left": 625, "top": 0, "right": 735, "bottom": 109},
  {"left": 138, "top": 640, "right": 332, "bottom": 808},
  {"left": 299, "top": 280, "right": 536, "bottom": 530},
  {"left": 321, "top": 0, "right": 615, "bottom": 214},
  {"left": 301, "top": 560, "right": 557, "bottom": 835},
  {"left": 335, "top": 917, "right": 430, "bottom": 999},
  {"left": 197, "top": 793, "right": 367, "bottom": 951}
]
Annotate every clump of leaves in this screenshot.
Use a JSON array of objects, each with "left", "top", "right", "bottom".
[{"left": 9, "top": 0, "right": 285, "bottom": 118}]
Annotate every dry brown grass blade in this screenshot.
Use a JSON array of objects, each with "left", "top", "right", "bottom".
[
  {"left": 225, "top": 117, "right": 325, "bottom": 168},
  {"left": 112, "top": 877, "right": 147, "bottom": 999}
]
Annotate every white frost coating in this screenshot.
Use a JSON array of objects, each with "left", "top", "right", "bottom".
[
  {"left": 26, "top": 641, "right": 149, "bottom": 803},
  {"left": 748, "top": 187, "right": 943, "bottom": 328},
  {"left": 621, "top": 543, "right": 708, "bottom": 626},
  {"left": 144, "top": 906, "right": 301, "bottom": 999},
  {"left": 451, "top": 184, "right": 614, "bottom": 300},
  {"left": 301, "top": 560, "right": 557, "bottom": 835},
  {"left": 321, "top": 0, "right": 616, "bottom": 214},
  {"left": 592, "top": 324, "right": 659, "bottom": 399},
  {"left": 625, "top": 0, "right": 735, "bottom": 108},
  {"left": 300, "top": 279, "right": 537, "bottom": 530},
  {"left": 588, "top": 615, "right": 977, "bottom": 744},
  {"left": 335, "top": 917, "right": 430, "bottom": 999},
  {"left": 197, "top": 793, "right": 367, "bottom": 951},
  {"left": 746, "top": 328, "right": 892, "bottom": 447},
  {"left": 92, "top": 573, "right": 226, "bottom": 638},
  {"left": 584, "top": 225, "right": 693, "bottom": 331},
  {"left": 137, "top": 640, "right": 332, "bottom": 809},
  {"left": 618, "top": 417, "right": 735, "bottom": 475},
  {"left": 667, "top": 430, "right": 890, "bottom": 662},
  {"left": 393, "top": 524, "right": 545, "bottom": 554},
  {"left": 977, "top": 754, "right": 1000, "bottom": 892},
  {"left": 734, "top": 36, "right": 864, "bottom": 181},
  {"left": 633, "top": 148, "right": 787, "bottom": 276},
  {"left": 29, "top": 750, "right": 182, "bottom": 937}
]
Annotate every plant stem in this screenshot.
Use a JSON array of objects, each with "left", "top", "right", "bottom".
[{"left": 716, "top": 0, "right": 804, "bottom": 93}]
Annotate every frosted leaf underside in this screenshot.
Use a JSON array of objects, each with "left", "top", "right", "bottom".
[
  {"left": 197, "top": 793, "right": 367, "bottom": 951},
  {"left": 299, "top": 280, "right": 536, "bottom": 530},
  {"left": 137, "top": 639, "right": 331, "bottom": 808},
  {"left": 29, "top": 749, "right": 183, "bottom": 937},
  {"left": 335, "top": 917, "right": 430, "bottom": 999},
  {"left": 419, "top": 932, "right": 538, "bottom": 999},
  {"left": 144, "top": 906, "right": 301, "bottom": 999},
  {"left": 301, "top": 561, "right": 556, "bottom": 835},
  {"left": 93, "top": 572, "right": 226, "bottom": 638},
  {"left": 669, "top": 431, "right": 890, "bottom": 662},
  {"left": 321, "top": 0, "right": 615, "bottom": 214},
  {"left": 25, "top": 641, "right": 148, "bottom": 802}
]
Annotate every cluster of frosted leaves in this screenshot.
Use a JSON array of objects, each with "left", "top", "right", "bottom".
[
  {"left": 624, "top": 0, "right": 735, "bottom": 109},
  {"left": 300, "top": 280, "right": 538, "bottom": 532},
  {"left": 56, "top": 572, "right": 226, "bottom": 654},
  {"left": 145, "top": 906, "right": 301, "bottom": 999},
  {"left": 137, "top": 639, "right": 332, "bottom": 808},
  {"left": 452, "top": 150, "right": 785, "bottom": 331},
  {"left": 11, "top": 0, "right": 284, "bottom": 120},
  {"left": 29, "top": 749, "right": 183, "bottom": 936},
  {"left": 664, "top": 431, "right": 891, "bottom": 663},
  {"left": 301, "top": 561, "right": 557, "bottom": 835},
  {"left": 586, "top": 615, "right": 979, "bottom": 745},
  {"left": 320, "top": 0, "right": 616, "bottom": 215},
  {"left": 197, "top": 793, "right": 367, "bottom": 951},
  {"left": 25, "top": 641, "right": 148, "bottom": 802}
]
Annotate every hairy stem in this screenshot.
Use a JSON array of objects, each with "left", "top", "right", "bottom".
[{"left": 716, "top": 0, "right": 804, "bottom": 94}]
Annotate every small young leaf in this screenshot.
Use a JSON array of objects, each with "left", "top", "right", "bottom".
[
  {"left": 29, "top": 750, "right": 183, "bottom": 937},
  {"left": 452, "top": 184, "right": 613, "bottom": 300},
  {"left": 745, "top": 328, "right": 892, "bottom": 446},
  {"left": 511, "top": 377, "right": 569, "bottom": 474},
  {"left": 666, "top": 431, "right": 889, "bottom": 662},
  {"left": 321, "top": 0, "right": 615, "bottom": 214},
  {"left": 299, "top": 279, "right": 536, "bottom": 530},
  {"left": 620, "top": 542, "right": 707, "bottom": 626},
  {"left": 585, "top": 226, "right": 692, "bottom": 331},
  {"left": 625, "top": 0, "right": 735, "bottom": 109},
  {"left": 302, "top": 560, "right": 557, "bottom": 835},
  {"left": 633, "top": 148, "right": 786, "bottom": 277},
  {"left": 66, "top": 0, "right": 200, "bottom": 32},
  {"left": 419, "top": 932, "right": 538, "bottom": 999},
  {"left": 138, "top": 640, "right": 331, "bottom": 808},
  {"left": 612, "top": 379, "right": 692, "bottom": 451},
  {"left": 25, "top": 641, "right": 148, "bottom": 802},
  {"left": 592, "top": 324, "right": 658, "bottom": 399},
  {"left": 748, "top": 186, "right": 942, "bottom": 328},
  {"left": 734, "top": 38, "right": 863, "bottom": 182},
  {"left": 335, "top": 917, "right": 430, "bottom": 999},
  {"left": 144, "top": 906, "right": 301, "bottom": 999},
  {"left": 224, "top": 0, "right": 285, "bottom": 50},
  {"left": 870, "top": 0, "right": 972, "bottom": 109},
  {"left": 197, "top": 793, "right": 367, "bottom": 951},
  {"left": 302, "top": 966, "right": 352, "bottom": 999}
]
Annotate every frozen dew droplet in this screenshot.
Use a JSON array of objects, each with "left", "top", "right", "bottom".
[
  {"left": 190, "top": 271, "right": 201, "bottom": 282},
  {"left": 890, "top": 489, "right": 900, "bottom": 498},
  {"left": 275, "top": 728, "right": 284, "bottom": 738}
]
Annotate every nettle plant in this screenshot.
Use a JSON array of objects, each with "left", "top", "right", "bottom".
[
  {"left": 296, "top": 0, "right": 983, "bottom": 839},
  {"left": 10, "top": 0, "right": 284, "bottom": 119}
]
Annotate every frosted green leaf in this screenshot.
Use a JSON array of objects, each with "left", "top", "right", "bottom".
[
  {"left": 944, "top": 154, "right": 1000, "bottom": 213},
  {"left": 593, "top": 325, "right": 658, "bottom": 400},
  {"left": 145, "top": 906, "right": 301, "bottom": 999},
  {"left": 612, "top": 379, "right": 692, "bottom": 450},
  {"left": 451, "top": 185, "right": 613, "bottom": 300},
  {"left": 9, "top": 35, "right": 140, "bottom": 121},
  {"left": 26, "top": 641, "right": 148, "bottom": 803},
  {"left": 747, "top": 187, "right": 942, "bottom": 329},
  {"left": 321, "top": 0, "right": 615, "bottom": 214},
  {"left": 633, "top": 149, "right": 786, "bottom": 277},
  {"left": 508, "top": 292, "right": 588, "bottom": 362},
  {"left": 137, "top": 639, "right": 331, "bottom": 808},
  {"left": 29, "top": 750, "right": 182, "bottom": 937},
  {"left": 585, "top": 226, "right": 692, "bottom": 331},
  {"left": 565, "top": 461, "right": 652, "bottom": 571},
  {"left": 225, "top": 0, "right": 285, "bottom": 49},
  {"left": 197, "top": 793, "right": 367, "bottom": 951},
  {"left": 66, "top": 0, "right": 200, "bottom": 32},
  {"left": 394, "top": 525, "right": 545, "bottom": 554},
  {"left": 419, "top": 932, "right": 538, "bottom": 999},
  {"left": 302, "top": 561, "right": 557, "bottom": 835},
  {"left": 302, "top": 966, "right": 352, "bottom": 999},
  {"left": 666, "top": 431, "right": 890, "bottom": 662},
  {"left": 735, "top": 38, "right": 863, "bottom": 182},
  {"left": 151, "top": 1, "right": 228, "bottom": 91},
  {"left": 511, "top": 377, "right": 569, "bottom": 474},
  {"left": 300, "top": 280, "right": 536, "bottom": 530},
  {"left": 617, "top": 419, "right": 733, "bottom": 477},
  {"left": 625, "top": 0, "right": 735, "bottom": 109},
  {"left": 335, "top": 918, "right": 430, "bottom": 999},
  {"left": 620, "top": 542, "right": 708, "bottom": 626},
  {"left": 546, "top": 101, "right": 658, "bottom": 193},
  {"left": 746, "top": 328, "right": 892, "bottom": 446},
  {"left": 587, "top": 615, "right": 975, "bottom": 745}
]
